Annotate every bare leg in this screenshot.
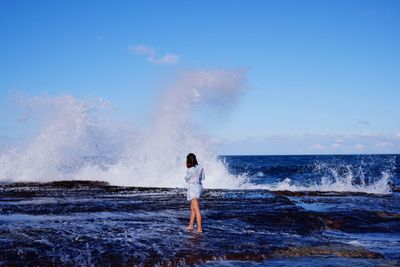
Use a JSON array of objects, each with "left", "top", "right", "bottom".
[
  {"left": 192, "top": 198, "right": 202, "bottom": 233},
  {"left": 187, "top": 201, "right": 195, "bottom": 230}
]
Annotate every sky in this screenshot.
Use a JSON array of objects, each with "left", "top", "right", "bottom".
[{"left": 0, "top": 0, "right": 399, "bottom": 155}]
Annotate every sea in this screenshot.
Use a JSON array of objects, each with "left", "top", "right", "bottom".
[{"left": 1, "top": 154, "right": 399, "bottom": 266}]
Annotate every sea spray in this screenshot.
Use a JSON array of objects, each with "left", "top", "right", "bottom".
[
  {"left": 247, "top": 157, "right": 394, "bottom": 194},
  {"left": 0, "top": 94, "right": 122, "bottom": 182},
  {"left": 0, "top": 69, "right": 248, "bottom": 188}
]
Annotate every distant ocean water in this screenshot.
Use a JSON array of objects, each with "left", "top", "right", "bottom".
[
  {"left": 1, "top": 154, "right": 399, "bottom": 266},
  {"left": 222, "top": 154, "right": 399, "bottom": 194}
]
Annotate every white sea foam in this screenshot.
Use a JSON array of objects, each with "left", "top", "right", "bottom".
[
  {"left": 254, "top": 170, "right": 392, "bottom": 195},
  {"left": 0, "top": 69, "right": 248, "bottom": 189}
]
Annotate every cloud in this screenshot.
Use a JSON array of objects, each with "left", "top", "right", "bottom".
[
  {"left": 309, "top": 144, "right": 324, "bottom": 150},
  {"left": 131, "top": 44, "right": 156, "bottom": 57},
  {"left": 215, "top": 133, "right": 400, "bottom": 155},
  {"left": 360, "top": 132, "right": 379, "bottom": 137},
  {"left": 331, "top": 142, "right": 342, "bottom": 149},
  {"left": 375, "top": 141, "right": 394, "bottom": 148},
  {"left": 151, "top": 53, "right": 180, "bottom": 64},
  {"left": 130, "top": 44, "right": 180, "bottom": 65},
  {"left": 354, "top": 144, "right": 365, "bottom": 152}
]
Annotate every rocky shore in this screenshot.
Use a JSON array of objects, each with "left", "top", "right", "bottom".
[{"left": 0, "top": 181, "right": 399, "bottom": 266}]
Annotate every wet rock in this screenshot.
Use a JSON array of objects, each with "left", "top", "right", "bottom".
[
  {"left": 0, "top": 182, "right": 398, "bottom": 265},
  {"left": 224, "top": 251, "right": 270, "bottom": 261},
  {"left": 272, "top": 245, "right": 383, "bottom": 259},
  {"left": 3, "top": 180, "right": 110, "bottom": 188},
  {"left": 319, "top": 210, "right": 400, "bottom": 233},
  {"left": 324, "top": 219, "right": 343, "bottom": 229},
  {"left": 274, "top": 190, "right": 382, "bottom": 197},
  {"left": 376, "top": 211, "right": 400, "bottom": 219}
]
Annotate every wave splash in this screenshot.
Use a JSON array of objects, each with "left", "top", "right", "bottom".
[
  {"left": 257, "top": 160, "right": 394, "bottom": 194},
  {"left": 263, "top": 173, "right": 392, "bottom": 194},
  {"left": 0, "top": 69, "right": 247, "bottom": 188}
]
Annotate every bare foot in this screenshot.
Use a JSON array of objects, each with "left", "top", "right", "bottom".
[
  {"left": 197, "top": 229, "right": 203, "bottom": 233},
  {"left": 187, "top": 225, "right": 194, "bottom": 231}
]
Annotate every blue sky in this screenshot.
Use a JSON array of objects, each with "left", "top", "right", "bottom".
[{"left": 1, "top": 0, "right": 399, "bottom": 154}]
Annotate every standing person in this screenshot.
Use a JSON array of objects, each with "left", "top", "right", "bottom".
[{"left": 185, "top": 153, "right": 205, "bottom": 233}]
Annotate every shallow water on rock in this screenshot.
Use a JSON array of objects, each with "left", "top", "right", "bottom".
[{"left": 0, "top": 181, "right": 399, "bottom": 266}]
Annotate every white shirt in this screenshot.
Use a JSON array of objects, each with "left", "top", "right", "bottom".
[{"left": 184, "top": 165, "right": 205, "bottom": 185}]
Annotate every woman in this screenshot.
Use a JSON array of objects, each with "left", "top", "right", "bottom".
[{"left": 184, "top": 153, "right": 205, "bottom": 233}]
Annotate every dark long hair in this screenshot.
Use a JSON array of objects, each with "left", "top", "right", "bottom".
[{"left": 186, "top": 153, "right": 198, "bottom": 168}]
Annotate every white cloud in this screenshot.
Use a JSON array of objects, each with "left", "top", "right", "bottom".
[
  {"left": 130, "top": 44, "right": 179, "bottom": 65},
  {"left": 216, "top": 133, "right": 400, "bottom": 155},
  {"left": 131, "top": 44, "right": 156, "bottom": 57},
  {"left": 360, "top": 132, "right": 378, "bottom": 137},
  {"left": 354, "top": 144, "right": 365, "bottom": 152},
  {"left": 396, "top": 132, "right": 400, "bottom": 139},
  {"left": 375, "top": 141, "right": 394, "bottom": 148},
  {"left": 309, "top": 144, "right": 324, "bottom": 150},
  {"left": 150, "top": 53, "right": 179, "bottom": 64},
  {"left": 331, "top": 142, "right": 342, "bottom": 149}
]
